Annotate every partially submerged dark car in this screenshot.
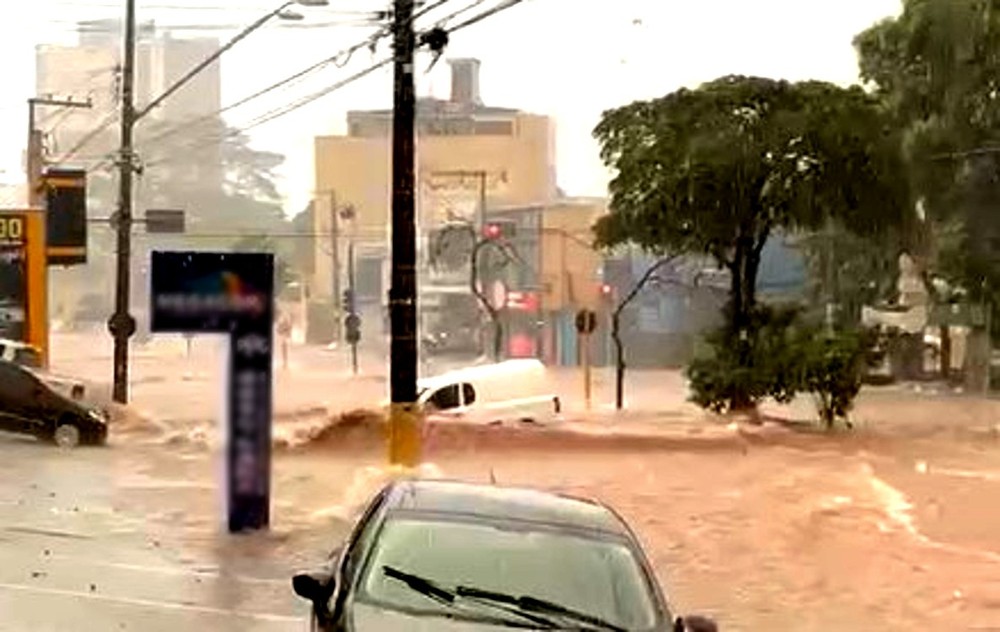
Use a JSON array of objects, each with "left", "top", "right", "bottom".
[
  {"left": 293, "top": 479, "right": 718, "bottom": 631},
  {"left": 0, "top": 359, "right": 108, "bottom": 447}
]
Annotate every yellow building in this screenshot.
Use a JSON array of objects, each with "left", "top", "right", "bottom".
[{"left": 312, "top": 58, "right": 558, "bottom": 306}]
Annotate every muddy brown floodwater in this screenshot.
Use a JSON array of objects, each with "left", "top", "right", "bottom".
[{"left": 112, "top": 418, "right": 1000, "bottom": 632}]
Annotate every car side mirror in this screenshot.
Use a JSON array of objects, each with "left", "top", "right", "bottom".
[
  {"left": 292, "top": 569, "right": 335, "bottom": 604},
  {"left": 675, "top": 615, "right": 718, "bottom": 632}
]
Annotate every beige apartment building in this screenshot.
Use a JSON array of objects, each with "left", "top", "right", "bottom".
[{"left": 312, "top": 58, "right": 558, "bottom": 305}]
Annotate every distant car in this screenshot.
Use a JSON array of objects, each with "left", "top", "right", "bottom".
[
  {"left": 292, "top": 479, "right": 718, "bottom": 631},
  {"left": 0, "top": 338, "right": 87, "bottom": 401},
  {"left": 0, "top": 360, "right": 108, "bottom": 448}
]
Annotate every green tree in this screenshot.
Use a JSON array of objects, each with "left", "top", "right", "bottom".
[
  {"left": 594, "top": 76, "right": 907, "bottom": 406},
  {"left": 797, "top": 223, "right": 901, "bottom": 326},
  {"left": 138, "top": 118, "right": 288, "bottom": 238},
  {"left": 855, "top": 0, "right": 1000, "bottom": 322}
]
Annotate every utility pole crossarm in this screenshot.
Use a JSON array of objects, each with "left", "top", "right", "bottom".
[{"left": 27, "top": 97, "right": 93, "bottom": 206}]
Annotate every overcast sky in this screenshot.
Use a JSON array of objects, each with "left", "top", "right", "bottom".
[{"left": 0, "top": 0, "right": 901, "bottom": 215}]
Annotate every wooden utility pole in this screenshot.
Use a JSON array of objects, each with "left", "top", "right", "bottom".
[{"left": 387, "top": 0, "right": 422, "bottom": 466}]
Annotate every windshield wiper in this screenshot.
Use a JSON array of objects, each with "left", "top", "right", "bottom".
[
  {"left": 381, "top": 566, "right": 559, "bottom": 629},
  {"left": 382, "top": 566, "right": 455, "bottom": 606},
  {"left": 455, "top": 586, "right": 626, "bottom": 632}
]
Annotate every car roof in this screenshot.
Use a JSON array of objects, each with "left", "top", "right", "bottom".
[{"left": 383, "top": 479, "right": 628, "bottom": 536}]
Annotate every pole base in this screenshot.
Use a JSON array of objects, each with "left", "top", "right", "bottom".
[{"left": 387, "top": 402, "right": 423, "bottom": 467}]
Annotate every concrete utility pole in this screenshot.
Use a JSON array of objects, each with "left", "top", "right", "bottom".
[
  {"left": 387, "top": 0, "right": 422, "bottom": 466},
  {"left": 109, "top": 0, "right": 138, "bottom": 405},
  {"left": 27, "top": 96, "right": 93, "bottom": 208}
]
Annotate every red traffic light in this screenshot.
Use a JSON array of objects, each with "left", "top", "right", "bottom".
[{"left": 483, "top": 223, "right": 502, "bottom": 240}]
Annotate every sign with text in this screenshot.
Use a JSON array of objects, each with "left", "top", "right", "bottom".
[
  {"left": 0, "top": 213, "right": 28, "bottom": 341},
  {"left": 150, "top": 251, "right": 275, "bottom": 533}
]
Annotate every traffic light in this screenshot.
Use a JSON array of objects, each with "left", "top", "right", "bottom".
[
  {"left": 345, "top": 313, "right": 361, "bottom": 344},
  {"left": 482, "top": 219, "right": 516, "bottom": 241},
  {"left": 342, "top": 288, "right": 355, "bottom": 314},
  {"left": 42, "top": 167, "right": 87, "bottom": 266}
]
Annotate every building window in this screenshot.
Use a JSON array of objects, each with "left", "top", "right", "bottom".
[{"left": 473, "top": 120, "right": 513, "bottom": 136}]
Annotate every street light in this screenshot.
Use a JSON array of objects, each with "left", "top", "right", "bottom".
[{"left": 109, "top": 0, "right": 329, "bottom": 404}]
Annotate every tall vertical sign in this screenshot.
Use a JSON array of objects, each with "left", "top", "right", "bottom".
[{"left": 149, "top": 251, "right": 275, "bottom": 532}]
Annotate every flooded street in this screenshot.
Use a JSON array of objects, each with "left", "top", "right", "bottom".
[{"left": 2, "top": 410, "right": 999, "bottom": 631}]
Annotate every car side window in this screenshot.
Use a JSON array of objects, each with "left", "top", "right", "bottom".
[
  {"left": 461, "top": 383, "right": 476, "bottom": 406},
  {"left": 0, "top": 362, "right": 38, "bottom": 396},
  {"left": 427, "top": 384, "right": 461, "bottom": 411}
]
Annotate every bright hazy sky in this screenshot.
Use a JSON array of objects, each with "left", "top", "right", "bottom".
[{"left": 0, "top": 0, "right": 901, "bottom": 215}]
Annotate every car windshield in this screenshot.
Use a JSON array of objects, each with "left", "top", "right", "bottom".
[{"left": 355, "top": 516, "right": 660, "bottom": 629}]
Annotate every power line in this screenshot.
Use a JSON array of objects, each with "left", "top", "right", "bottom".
[
  {"left": 430, "top": 0, "right": 488, "bottom": 26},
  {"left": 447, "top": 0, "right": 527, "bottom": 33},
  {"left": 139, "top": 27, "right": 391, "bottom": 149},
  {"left": 144, "top": 57, "right": 391, "bottom": 167},
  {"left": 54, "top": 110, "right": 118, "bottom": 163}
]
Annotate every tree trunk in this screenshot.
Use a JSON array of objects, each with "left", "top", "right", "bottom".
[
  {"left": 727, "top": 236, "right": 763, "bottom": 412},
  {"left": 939, "top": 324, "right": 951, "bottom": 381},
  {"left": 492, "top": 314, "right": 503, "bottom": 362},
  {"left": 612, "top": 310, "right": 625, "bottom": 410}
]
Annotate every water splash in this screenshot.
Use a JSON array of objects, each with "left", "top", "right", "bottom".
[{"left": 309, "top": 462, "right": 445, "bottom": 523}]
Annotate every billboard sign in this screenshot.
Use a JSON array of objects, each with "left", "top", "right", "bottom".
[
  {"left": 150, "top": 251, "right": 275, "bottom": 533},
  {"left": 0, "top": 213, "right": 27, "bottom": 341}
]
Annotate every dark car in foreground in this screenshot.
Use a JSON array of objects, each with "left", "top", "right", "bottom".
[
  {"left": 0, "top": 360, "right": 108, "bottom": 447},
  {"left": 293, "top": 479, "right": 718, "bottom": 631}
]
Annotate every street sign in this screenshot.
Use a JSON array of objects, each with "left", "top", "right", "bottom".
[
  {"left": 150, "top": 251, "right": 275, "bottom": 533},
  {"left": 145, "top": 209, "right": 185, "bottom": 234},
  {"left": 575, "top": 309, "right": 598, "bottom": 335}
]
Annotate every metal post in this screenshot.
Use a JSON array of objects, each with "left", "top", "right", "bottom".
[
  {"left": 110, "top": 0, "right": 138, "bottom": 404},
  {"left": 25, "top": 96, "right": 91, "bottom": 370},
  {"left": 329, "top": 192, "right": 342, "bottom": 343},
  {"left": 478, "top": 170, "right": 487, "bottom": 231},
  {"left": 349, "top": 238, "right": 358, "bottom": 375},
  {"left": 27, "top": 104, "right": 42, "bottom": 209},
  {"left": 582, "top": 331, "right": 592, "bottom": 411},
  {"left": 387, "top": 0, "right": 421, "bottom": 466}
]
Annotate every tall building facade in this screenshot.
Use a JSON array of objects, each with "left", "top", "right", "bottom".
[{"left": 36, "top": 19, "right": 223, "bottom": 185}]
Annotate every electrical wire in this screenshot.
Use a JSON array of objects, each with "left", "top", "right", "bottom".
[
  {"left": 143, "top": 57, "right": 391, "bottom": 167},
  {"left": 446, "top": 0, "right": 527, "bottom": 33},
  {"left": 429, "top": 0, "right": 488, "bottom": 27},
  {"left": 55, "top": 110, "right": 118, "bottom": 163},
  {"left": 140, "top": 27, "right": 390, "bottom": 148},
  {"left": 84, "top": 0, "right": 533, "bottom": 171}
]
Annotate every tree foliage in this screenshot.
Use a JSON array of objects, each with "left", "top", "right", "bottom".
[
  {"left": 856, "top": 0, "right": 1000, "bottom": 309},
  {"left": 687, "top": 306, "right": 877, "bottom": 427},
  {"left": 137, "top": 118, "right": 289, "bottom": 237},
  {"left": 594, "top": 76, "right": 908, "bottom": 340}
]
